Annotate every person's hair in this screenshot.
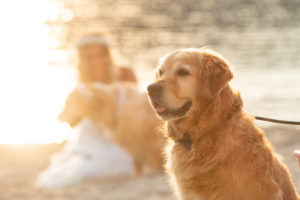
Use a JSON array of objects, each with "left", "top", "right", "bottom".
[{"left": 76, "top": 33, "right": 118, "bottom": 83}]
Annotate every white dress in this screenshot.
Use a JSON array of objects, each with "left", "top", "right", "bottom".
[{"left": 36, "top": 118, "right": 133, "bottom": 188}]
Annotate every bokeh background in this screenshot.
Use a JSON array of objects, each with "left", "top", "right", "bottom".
[
  {"left": 0, "top": 0, "right": 299, "bottom": 199},
  {"left": 53, "top": 0, "right": 300, "bottom": 121}
]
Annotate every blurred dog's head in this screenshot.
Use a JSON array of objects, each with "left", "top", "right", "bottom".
[
  {"left": 147, "top": 48, "right": 233, "bottom": 121},
  {"left": 58, "top": 88, "right": 85, "bottom": 127},
  {"left": 58, "top": 83, "right": 116, "bottom": 127}
]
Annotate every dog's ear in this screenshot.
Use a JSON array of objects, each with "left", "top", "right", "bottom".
[{"left": 199, "top": 51, "right": 233, "bottom": 97}]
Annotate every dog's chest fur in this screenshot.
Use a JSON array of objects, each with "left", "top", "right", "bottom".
[
  {"left": 166, "top": 139, "right": 217, "bottom": 200},
  {"left": 165, "top": 122, "right": 239, "bottom": 200}
]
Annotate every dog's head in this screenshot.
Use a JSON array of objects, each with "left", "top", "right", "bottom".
[
  {"left": 148, "top": 48, "right": 233, "bottom": 121},
  {"left": 58, "top": 83, "right": 116, "bottom": 127},
  {"left": 58, "top": 87, "right": 86, "bottom": 127}
]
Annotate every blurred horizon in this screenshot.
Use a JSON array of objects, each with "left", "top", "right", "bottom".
[{"left": 0, "top": 0, "right": 299, "bottom": 144}]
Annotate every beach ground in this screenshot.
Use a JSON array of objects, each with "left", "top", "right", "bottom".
[{"left": 0, "top": 126, "right": 299, "bottom": 200}]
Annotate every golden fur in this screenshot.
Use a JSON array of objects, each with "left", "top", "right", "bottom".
[
  {"left": 148, "top": 48, "right": 299, "bottom": 200},
  {"left": 59, "top": 82, "right": 164, "bottom": 174}
]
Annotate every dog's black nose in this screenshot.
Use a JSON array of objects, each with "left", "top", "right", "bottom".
[{"left": 147, "top": 83, "right": 163, "bottom": 98}]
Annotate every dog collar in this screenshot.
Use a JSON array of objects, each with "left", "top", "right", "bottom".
[{"left": 175, "top": 132, "right": 192, "bottom": 151}]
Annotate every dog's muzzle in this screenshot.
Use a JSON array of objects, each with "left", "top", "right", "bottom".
[{"left": 147, "top": 83, "right": 163, "bottom": 100}]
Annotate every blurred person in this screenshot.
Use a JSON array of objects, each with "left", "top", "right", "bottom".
[
  {"left": 37, "top": 33, "right": 137, "bottom": 188},
  {"left": 76, "top": 33, "right": 136, "bottom": 83}
]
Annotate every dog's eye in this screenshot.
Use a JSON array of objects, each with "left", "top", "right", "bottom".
[
  {"left": 177, "top": 69, "right": 190, "bottom": 76},
  {"left": 158, "top": 70, "right": 164, "bottom": 76}
]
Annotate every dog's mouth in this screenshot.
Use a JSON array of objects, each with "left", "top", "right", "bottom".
[{"left": 151, "top": 100, "right": 192, "bottom": 119}]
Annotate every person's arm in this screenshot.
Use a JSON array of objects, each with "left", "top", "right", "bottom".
[
  {"left": 118, "top": 66, "right": 137, "bottom": 83},
  {"left": 294, "top": 150, "right": 300, "bottom": 168}
]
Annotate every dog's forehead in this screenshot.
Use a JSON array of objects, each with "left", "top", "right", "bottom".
[{"left": 159, "top": 50, "right": 198, "bottom": 72}]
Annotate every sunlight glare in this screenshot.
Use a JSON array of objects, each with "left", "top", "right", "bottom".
[{"left": 0, "top": 0, "right": 75, "bottom": 144}]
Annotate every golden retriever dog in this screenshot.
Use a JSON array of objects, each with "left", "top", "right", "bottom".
[
  {"left": 147, "top": 48, "right": 299, "bottom": 200},
  {"left": 59, "top": 82, "right": 164, "bottom": 175}
]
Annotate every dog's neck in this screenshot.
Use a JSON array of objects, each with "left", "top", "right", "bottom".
[{"left": 167, "top": 85, "right": 243, "bottom": 149}]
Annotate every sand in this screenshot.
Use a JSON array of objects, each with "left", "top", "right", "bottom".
[{"left": 0, "top": 126, "right": 299, "bottom": 200}]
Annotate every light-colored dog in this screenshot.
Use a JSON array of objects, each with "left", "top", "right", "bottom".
[
  {"left": 59, "top": 82, "right": 164, "bottom": 175},
  {"left": 147, "top": 48, "right": 299, "bottom": 200}
]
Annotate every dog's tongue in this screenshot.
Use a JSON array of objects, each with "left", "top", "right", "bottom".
[{"left": 156, "top": 106, "right": 166, "bottom": 113}]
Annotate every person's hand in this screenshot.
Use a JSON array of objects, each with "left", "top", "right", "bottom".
[{"left": 294, "top": 150, "right": 300, "bottom": 168}]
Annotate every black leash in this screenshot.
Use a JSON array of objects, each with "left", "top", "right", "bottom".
[{"left": 253, "top": 115, "right": 300, "bottom": 125}]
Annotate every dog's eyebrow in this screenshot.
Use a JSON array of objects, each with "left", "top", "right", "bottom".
[
  {"left": 180, "top": 64, "right": 192, "bottom": 70},
  {"left": 176, "top": 63, "right": 192, "bottom": 72}
]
